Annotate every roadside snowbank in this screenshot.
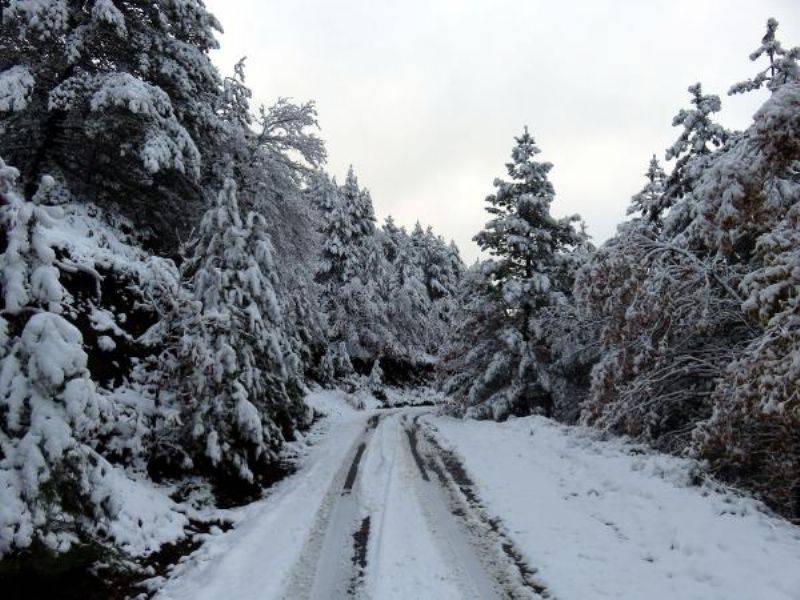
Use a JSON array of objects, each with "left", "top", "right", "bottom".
[{"left": 426, "top": 414, "right": 800, "bottom": 600}]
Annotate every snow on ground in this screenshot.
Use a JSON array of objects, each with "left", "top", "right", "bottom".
[
  {"left": 153, "top": 389, "right": 369, "bottom": 599},
  {"left": 382, "top": 385, "right": 444, "bottom": 407},
  {"left": 154, "top": 392, "right": 510, "bottom": 600},
  {"left": 358, "top": 410, "right": 482, "bottom": 599},
  {"left": 101, "top": 468, "right": 189, "bottom": 558},
  {"left": 152, "top": 390, "right": 800, "bottom": 600},
  {"left": 425, "top": 414, "right": 800, "bottom": 600}
]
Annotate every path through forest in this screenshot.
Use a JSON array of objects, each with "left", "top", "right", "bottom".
[{"left": 155, "top": 391, "right": 800, "bottom": 600}]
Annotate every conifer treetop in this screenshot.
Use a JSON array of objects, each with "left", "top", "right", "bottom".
[{"left": 730, "top": 18, "right": 800, "bottom": 95}]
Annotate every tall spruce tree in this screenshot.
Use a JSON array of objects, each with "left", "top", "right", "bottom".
[
  {"left": 474, "top": 127, "right": 582, "bottom": 340},
  {"left": 663, "top": 83, "right": 729, "bottom": 207}
]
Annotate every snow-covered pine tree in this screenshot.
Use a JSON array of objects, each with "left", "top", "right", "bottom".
[
  {"left": 448, "top": 129, "right": 583, "bottom": 419},
  {"left": 430, "top": 238, "right": 466, "bottom": 341},
  {"left": 344, "top": 167, "right": 377, "bottom": 239},
  {"left": 0, "top": 0, "right": 225, "bottom": 247},
  {"left": 628, "top": 154, "right": 668, "bottom": 224},
  {"left": 382, "top": 219, "right": 433, "bottom": 356},
  {"left": 663, "top": 83, "right": 729, "bottom": 212},
  {"left": 400, "top": 223, "right": 464, "bottom": 354},
  {"left": 729, "top": 17, "right": 800, "bottom": 95},
  {"left": 314, "top": 167, "right": 392, "bottom": 373},
  {"left": 167, "top": 178, "right": 309, "bottom": 485},
  {"left": 380, "top": 215, "right": 403, "bottom": 264},
  {"left": 315, "top": 169, "right": 364, "bottom": 288},
  {"left": 441, "top": 260, "right": 512, "bottom": 415},
  {"left": 0, "top": 157, "right": 114, "bottom": 557},
  {"left": 474, "top": 128, "right": 582, "bottom": 309},
  {"left": 410, "top": 223, "right": 462, "bottom": 302}
]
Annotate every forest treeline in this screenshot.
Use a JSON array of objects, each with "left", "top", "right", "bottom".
[
  {"left": 443, "top": 17, "right": 800, "bottom": 523},
  {"left": 0, "top": 0, "right": 797, "bottom": 574}
]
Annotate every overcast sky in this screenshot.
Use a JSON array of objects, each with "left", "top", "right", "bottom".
[{"left": 206, "top": 0, "right": 799, "bottom": 262}]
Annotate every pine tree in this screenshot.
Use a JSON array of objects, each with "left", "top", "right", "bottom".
[
  {"left": 314, "top": 167, "right": 392, "bottom": 368},
  {"left": 729, "top": 18, "right": 800, "bottom": 95},
  {"left": 315, "top": 171, "right": 362, "bottom": 288},
  {"left": 0, "top": 158, "right": 112, "bottom": 556},
  {"left": 342, "top": 167, "right": 376, "bottom": 240},
  {"left": 383, "top": 220, "right": 433, "bottom": 355},
  {"left": 628, "top": 154, "right": 667, "bottom": 224},
  {"left": 663, "top": 83, "right": 729, "bottom": 206},
  {"left": 475, "top": 128, "right": 582, "bottom": 337},
  {"left": 169, "top": 179, "right": 308, "bottom": 484},
  {"left": 447, "top": 129, "right": 583, "bottom": 418},
  {"left": 0, "top": 0, "right": 226, "bottom": 246}
]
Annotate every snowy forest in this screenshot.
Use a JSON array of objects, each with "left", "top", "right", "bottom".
[{"left": 1, "top": 2, "right": 800, "bottom": 599}]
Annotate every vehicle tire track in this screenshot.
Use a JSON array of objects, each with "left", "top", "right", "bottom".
[
  {"left": 284, "top": 408, "right": 551, "bottom": 600},
  {"left": 406, "top": 415, "right": 552, "bottom": 599},
  {"left": 280, "top": 412, "right": 383, "bottom": 599}
]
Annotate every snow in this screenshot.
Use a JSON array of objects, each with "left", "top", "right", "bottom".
[
  {"left": 97, "top": 335, "right": 116, "bottom": 351},
  {"left": 91, "top": 0, "right": 126, "bottom": 36},
  {"left": 101, "top": 469, "right": 189, "bottom": 557},
  {"left": 0, "top": 65, "right": 35, "bottom": 113},
  {"left": 357, "top": 410, "right": 486, "bottom": 599},
  {"left": 426, "top": 414, "right": 800, "bottom": 600},
  {"left": 155, "top": 393, "right": 505, "bottom": 600},
  {"left": 153, "top": 390, "right": 368, "bottom": 599},
  {"left": 6, "top": 1, "right": 70, "bottom": 39},
  {"left": 147, "top": 389, "right": 800, "bottom": 600},
  {"left": 21, "top": 312, "right": 86, "bottom": 388}
]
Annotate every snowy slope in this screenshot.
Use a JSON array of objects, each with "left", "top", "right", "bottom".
[{"left": 426, "top": 414, "right": 800, "bottom": 600}]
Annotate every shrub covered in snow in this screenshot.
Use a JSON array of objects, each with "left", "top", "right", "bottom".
[
  {"left": 0, "top": 159, "right": 187, "bottom": 560},
  {"left": 572, "top": 21, "right": 800, "bottom": 520}
]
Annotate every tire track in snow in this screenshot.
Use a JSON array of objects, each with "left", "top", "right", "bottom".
[
  {"left": 285, "top": 407, "right": 550, "bottom": 599},
  {"left": 410, "top": 416, "right": 552, "bottom": 599},
  {"left": 281, "top": 412, "right": 383, "bottom": 599},
  {"left": 347, "top": 516, "right": 370, "bottom": 595},
  {"left": 343, "top": 444, "right": 367, "bottom": 493}
]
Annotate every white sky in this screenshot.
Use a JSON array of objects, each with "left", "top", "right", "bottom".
[{"left": 206, "top": 0, "right": 800, "bottom": 262}]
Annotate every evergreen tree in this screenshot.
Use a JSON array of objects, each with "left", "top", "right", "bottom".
[
  {"left": 729, "top": 18, "right": 800, "bottom": 95},
  {"left": 339, "top": 166, "right": 376, "bottom": 243},
  {"left": 0, "top": 0, "right": 226, "bottom": 246},
  {"left": 383, "top": 220, "right": 433, "bottom": 355},
  {"left": 0, "top": 158, "right": 112, "bottom": 555},
  {"left": 313, "top": 167, "right": 392, "bottom": 370},
  {"left": 315, "top": 170, "right": 365, "bottom": 288},
  {"left": 447, "top": 129, "right": 583, "bottom": 418},
  {"left": 380, "top": 215, "right": 404, "bottom": 264},
  {"left": 475, "top": 128, "right": 582, "bottom": 340},
  {"left": 663, "top": 83, "right": 729, "bottom": 206},
  {"left": 168, "top": 179, "right": 308, "bottom": 484},
  {"left": 628, "top": 154, "right": 667, "bottom": 224}
]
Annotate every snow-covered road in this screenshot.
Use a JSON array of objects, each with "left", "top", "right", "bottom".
[{"left": 155, "top": 391, "right": 800, "bottom": 600}]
